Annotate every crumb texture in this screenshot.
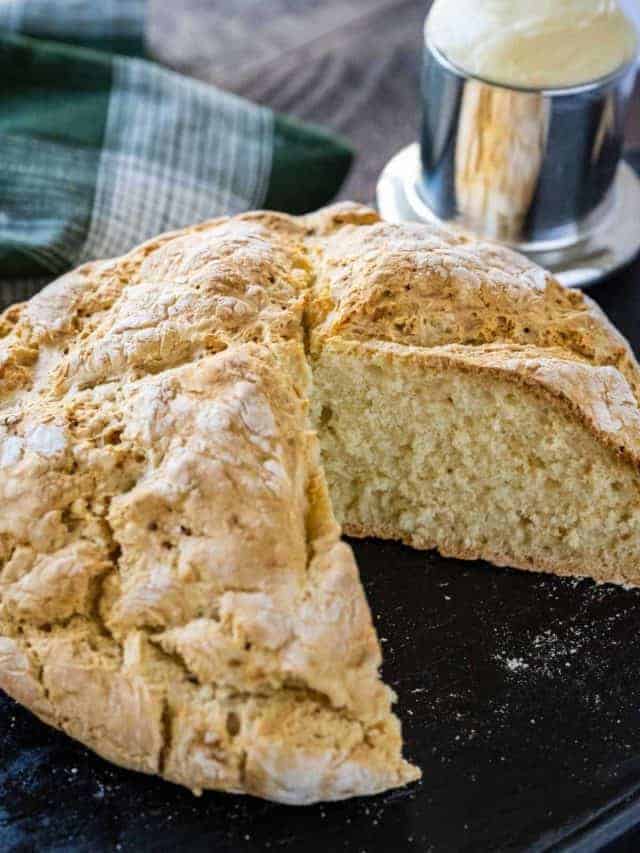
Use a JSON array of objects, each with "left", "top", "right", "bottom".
[
  {"left": 2, "top": 201, "right": 640, "bottom": 802},
  {"left": 312, "top": 340, "right": 640, "bottom": 587}
]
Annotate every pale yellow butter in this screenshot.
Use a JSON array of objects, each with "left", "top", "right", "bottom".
[{"left": 427, "top": 0, "right": 638, "bottom": 88}]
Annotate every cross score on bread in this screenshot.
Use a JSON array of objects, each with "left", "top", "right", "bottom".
[{"left": 1, "top": 203, "right": 639, "bottom": 804}]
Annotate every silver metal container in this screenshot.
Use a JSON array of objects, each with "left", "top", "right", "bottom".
[{"left": 418, "top": 32, "right": 638, "bottom": 252}]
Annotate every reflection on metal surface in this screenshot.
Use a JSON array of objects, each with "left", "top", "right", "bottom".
[
  {"left": 454, "top": 83, "right": 549, "bottom": 242},
  {"left": 376, "top": 143, "right": 640, "bottom": 289},
  {"left": 419, "top": 40, "right": 637, "bottom": 251}
]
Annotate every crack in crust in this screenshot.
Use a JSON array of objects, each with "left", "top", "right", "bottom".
[
  {"left": 2, "top": 202, "right": 640, "bottom": 803},
  {"left": 0, "top": 279, "right": 416, "bottom": 802}
]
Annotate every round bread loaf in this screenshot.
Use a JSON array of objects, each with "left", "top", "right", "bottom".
[{"left": 1, "top": 203, "right": 639, "bottom": 802}]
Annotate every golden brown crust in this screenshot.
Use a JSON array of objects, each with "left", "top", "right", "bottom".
[
  {"left": 324, "top": 337, "right": 640, "bottom": 469},
  {"left": 304, "top": 208, "right": 640, "bottom": 406}
]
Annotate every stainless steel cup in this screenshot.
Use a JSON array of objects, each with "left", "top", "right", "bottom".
[{"left": 419, "top": 30, "right": 638, "bottom": 251}]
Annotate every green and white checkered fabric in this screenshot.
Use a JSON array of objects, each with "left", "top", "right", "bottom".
[
  {"left": 0, "top": 0, "right": 146, "bottom": 53},
  {"left": 0, "top": 0, "right": 353, "bottom": 307},
  {"left": 74, "top": 59, "right": 274, "bottom": 265}
]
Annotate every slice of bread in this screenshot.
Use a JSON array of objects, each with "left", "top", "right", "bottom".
[
  {"left": 0, "top": 342, "right": 418, "bottom": 804},
  {"left": 304, "top": 205, "right": 640, "bottom": 588}
]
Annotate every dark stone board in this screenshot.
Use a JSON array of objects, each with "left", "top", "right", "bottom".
[{"left": 2, "top": 516, "right": 640, "bottom": 851}]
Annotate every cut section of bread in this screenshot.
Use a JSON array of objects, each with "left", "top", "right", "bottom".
[
  {"left": 311, "top": 338, "right": 640, "bottom": 587},
  {"left": 304, "top": 204, "right": 640, "bottom": 587}
]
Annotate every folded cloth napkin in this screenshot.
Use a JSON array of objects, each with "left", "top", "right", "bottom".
[{"left": 0, "top": 0, "right": 353, "bottom": 304}]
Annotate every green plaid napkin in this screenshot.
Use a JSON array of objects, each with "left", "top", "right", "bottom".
[{"left": 0, "top": 1, "right": 353, "bottom": 305}]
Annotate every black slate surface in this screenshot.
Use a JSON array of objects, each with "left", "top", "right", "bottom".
[
  {"left": 3, "top": 2, "right": 640, "bottom": 851},
  {"left": 2, "top": 527, "right": 640, "bottom": 852}
]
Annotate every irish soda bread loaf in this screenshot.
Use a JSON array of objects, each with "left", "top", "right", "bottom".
[{"left": 1, "top": 203, "right": 639, "bottom": 803}]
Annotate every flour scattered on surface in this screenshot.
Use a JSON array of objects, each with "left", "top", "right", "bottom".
[
  {"left": 488, "top": 578, "right": 637, "bottom": 684},
  {"left": 502, "top": 657, "right": 529, "bottom": 672}
]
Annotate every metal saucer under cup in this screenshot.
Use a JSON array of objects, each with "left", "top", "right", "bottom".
[{"left": 377, "top": 30, "right": 640, "bottom": 288}]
